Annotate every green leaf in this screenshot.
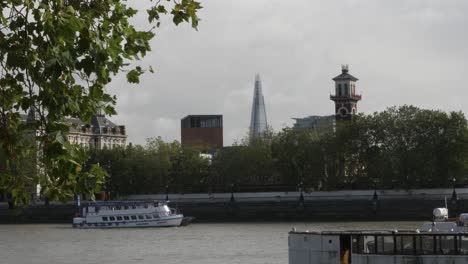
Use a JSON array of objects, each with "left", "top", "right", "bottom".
[{"left": 126, "top": 69, "right": 140, "bottom": 84}]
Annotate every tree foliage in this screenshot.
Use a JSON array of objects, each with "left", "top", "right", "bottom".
[
  {"left": 82, "top": 106, "right": 468, "bottom": 196},
  {"left": 211, "top": 133, "right": 277, "bottom": 190},
  {"left": 0, "top": 0, "right": 201, "bottom": 205},
  {"left": 87, "top": 137, "right": 210, "bottom": 197}
]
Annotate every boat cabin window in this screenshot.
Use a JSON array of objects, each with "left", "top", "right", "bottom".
[
  {"left": 109, "top": 216, "right": 115, "bottom": 221},
  {"left": 353, "top": 234, "right": 467, "bottom": 256},
  {"left": 415, "top": 235, "right": 435, "bottom": 255},
  {"left": 138, "top": 215, "right": 144, "bottom": 220},
  {"left": 396, "top": 235, "right": 414, "bottom": 255},
  {"left": 116, "top": 216, "right": 122, "bottom": 221},
  {"left": 131, "top": 215, "right": 137, "bottom": 220},
  {"left": 355, "top": 236, "right": 375, "bottom": 254},
  {"left": 437, "top": 235, "right": 456, "bottom": 254},
  {"left": 376, "top": 235, "right": 394, "bottom": 254},
  {"left": 145, "top": 215, "right": 152, "bottom": 219},
  {"left": 458, "top": 235, "right": 468, "bottom": 254},
  {"left": 153, "top": 214, "right": 159, "bottom": 218},
  {"left": 102, "top": 217, "right": 108, "bottom": 221},
  {"left": 124, "top": 216, "right": 129, "bottom": 220}
]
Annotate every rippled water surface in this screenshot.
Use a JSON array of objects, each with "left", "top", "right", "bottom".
[{"left": 0, "top": 222, "right": 421, "bottom": 264}]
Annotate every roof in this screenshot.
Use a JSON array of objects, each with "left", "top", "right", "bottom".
[
  {"left": 91, "top": 115, "right": 118, "bottom": 128},
  {"left": 290, "top": 230, "right": 468, "bottom": 236},
  {"left": 332, "top": 67, "right": 359, "bottom": 81},
  {"left": 83, "top": 200, "right": 167, "bottom": 207},
  {"left": 181, "top": 115, "right": 223, "bottom": 121}
]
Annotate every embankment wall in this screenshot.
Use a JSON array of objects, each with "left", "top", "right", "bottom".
[{"left": 0, "top": 189, "right": 465, "bottom": 223}]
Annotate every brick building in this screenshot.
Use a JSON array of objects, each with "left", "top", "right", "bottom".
[{"left": 181, "top": 115, "right": 223, "bottom": 149}]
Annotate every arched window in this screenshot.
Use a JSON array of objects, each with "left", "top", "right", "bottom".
[{"left": 340, "top": 108, "right": 347, "bottom": 116}]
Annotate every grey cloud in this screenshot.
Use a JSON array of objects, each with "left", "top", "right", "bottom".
[{"left": 108, "top": 0, "right": 468, "bottom": 145}]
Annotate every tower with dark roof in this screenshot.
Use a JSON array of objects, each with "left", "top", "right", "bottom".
[
  {"left": 249, "top": 74, "right": 268, "bottom": 139},
  {"left": 330, "top": 65, "right": 362, "bottom": 120}
]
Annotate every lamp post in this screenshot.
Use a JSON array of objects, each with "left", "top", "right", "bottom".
[
  {"left": 298, "top": 181, "right": 304, "bottom": 202},
  {"left": 165, "top": 184, "right": 169, "bottom": 201},
  {"left": 451, "top": 177, "right": 459, "bottom": 217},
  {"left": 451, "top": 177, "right": 458, "bottom": 204},
  {"left": 230, "top": 183, "right": 235, "bottom": 203},
  {"left": 372, "top": 178, "right": 379, "bottom": 203}
]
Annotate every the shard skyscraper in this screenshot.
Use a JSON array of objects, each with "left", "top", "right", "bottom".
[{"left": 249, "top": 74, "right": 268, "bottom": 139}]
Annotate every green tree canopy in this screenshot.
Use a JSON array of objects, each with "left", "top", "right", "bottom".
[{"left": 0, "top": 0, "right": 201, "bottom": 205}]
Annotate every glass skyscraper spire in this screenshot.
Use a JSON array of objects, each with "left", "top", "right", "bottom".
[{"left": 249, "top": 74, "right": 268, "bottom": 139}]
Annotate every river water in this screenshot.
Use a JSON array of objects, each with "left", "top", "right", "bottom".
[{"left": 0, "top": 222, "right": 420, "bottom": 264}]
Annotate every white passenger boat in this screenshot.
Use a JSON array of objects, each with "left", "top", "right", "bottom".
[
  {"left": 72, "top": 201, "right": 184, "bottom": 228},
  {"left": 289, "top": 208, "right": 468, "bottom": 264}
]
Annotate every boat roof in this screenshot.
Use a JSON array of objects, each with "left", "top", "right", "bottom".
[
  {"left": 290, "top": 230, "right": 468, "bottom": 236},
  {"left": 83, "top": 200, "right": 166, "bottom": 206}
]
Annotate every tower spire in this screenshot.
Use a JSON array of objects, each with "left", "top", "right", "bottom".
[{"left": 249, "top": 74, "right": 268, "bottom": 139}]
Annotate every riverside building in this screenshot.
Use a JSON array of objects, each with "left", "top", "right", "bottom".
[
  {"left": 181, "top": 115, "right": 223, "bottom": 149},
  {"left": 293, "top": 65, "right": 362, "bottom": 129},
  {"left": 23, "top": 108, "right": 127, "bottom": 149}
]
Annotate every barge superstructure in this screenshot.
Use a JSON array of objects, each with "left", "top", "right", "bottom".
[{"left": 289, "top": 208, "right": 468, "bottom": 263}]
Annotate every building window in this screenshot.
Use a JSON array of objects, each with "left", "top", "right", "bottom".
[
  {"left": 138, "top": 215, "right": 144, "bottom": 220},
  {"left": 116, "top": 216, "right": 122, "bottom": 221},
  {"left": 123, "top": 216, "right": 129, "bottom": 220},
  {"left": 109, "top": 216, "right": 115, "bottom": 221},
  {"left": 102, "top": 217, "right": 108, "bottom": 221},
  {"left": 338, "top": 84, "right": 342, "bottom": 96},
  {"left": 344, "top": 84, "right": 348, "bottom": 95},
  {"left": 131, "top": 215, "right": 137, "bottom": 220}
]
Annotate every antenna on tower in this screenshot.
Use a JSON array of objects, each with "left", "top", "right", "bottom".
[
  {"left": 255, "top": 74, "right": 261, "bottom": 82},
  {"left": 341, "top": 64, "right": 349, "bottom": 73}
]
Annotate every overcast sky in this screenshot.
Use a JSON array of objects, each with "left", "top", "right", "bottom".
[{"left": 107, "top": 0, "right": 468, "bottom": 146}]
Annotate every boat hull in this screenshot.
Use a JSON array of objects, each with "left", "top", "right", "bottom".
[{"left": 72, "top": 214, "right": 184, "bottom": 229}]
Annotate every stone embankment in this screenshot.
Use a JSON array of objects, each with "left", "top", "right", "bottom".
[{"left": 1, "top": 189, "right": 466, "bottom": 223}]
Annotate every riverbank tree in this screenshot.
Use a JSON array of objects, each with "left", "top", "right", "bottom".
[{"left": 87, "top": 106, "right": 468, "bottom": 196}]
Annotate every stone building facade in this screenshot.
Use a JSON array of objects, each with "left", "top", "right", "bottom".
[
  {"left": 67, "top": 114, "right": 126, "bottom": 149},
  {"left": 23, "top": 109, "right": 126, "bottom": 149}
]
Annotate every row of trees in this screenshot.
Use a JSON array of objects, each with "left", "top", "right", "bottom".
[{"left": 87, "top": 106, "right": 468, "bottom": 197}]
